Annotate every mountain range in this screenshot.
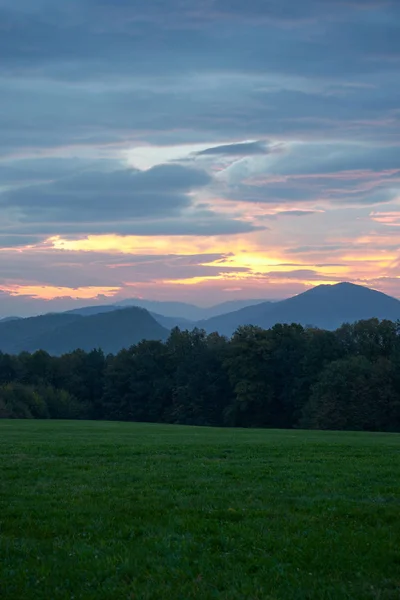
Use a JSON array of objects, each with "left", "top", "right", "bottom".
[
  {"left": 66, "top": 297, "right": 268, "bottom": 321},
  {"left": 0, "top": 307, "right": 168, "bottom": 355},
  {"left": 1, "top": 282, "right": 399, "bottom": 355},
  {"left": 199, "top": 282, "right": 400, "bottom": 336}
]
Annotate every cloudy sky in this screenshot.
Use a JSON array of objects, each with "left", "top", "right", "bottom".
[{"left": 1, "top": 0, "right": 399, "bottom": 316}]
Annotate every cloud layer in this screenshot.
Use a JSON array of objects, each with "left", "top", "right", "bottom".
[{"left": 0, "top": 0, "right": 399, "bottom": 314}]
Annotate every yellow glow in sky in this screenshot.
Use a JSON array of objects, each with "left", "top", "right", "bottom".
[
  {"left": 49, "top": 234, "right": 260, "bottom": 257},
  {"left": 3, "top": 228, "right": 399, "bottom": 302},
  {"left": 5, "top": 285, "right": 120, "bottom": 300}
]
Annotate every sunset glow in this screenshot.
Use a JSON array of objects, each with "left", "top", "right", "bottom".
[
  {"left": 0, "top": 0, "right": 399, "bottom": 317},
  {"left": 4, "top": 285, "right": 120, "bottom": 301}
]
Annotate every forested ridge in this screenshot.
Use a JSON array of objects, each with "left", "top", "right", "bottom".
[{"left": 1, "top": 318, "right": 400, "bottom": 431}]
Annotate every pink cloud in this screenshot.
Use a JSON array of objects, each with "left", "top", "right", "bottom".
[{"left": 370, "top": 211, "right": 400, "bottom": 225}]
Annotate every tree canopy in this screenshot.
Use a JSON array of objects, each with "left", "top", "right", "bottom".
[{"left": 1, "top": 319, "right": 400, "bottom": 432}]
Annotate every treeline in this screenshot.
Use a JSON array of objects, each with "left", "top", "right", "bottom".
[{"left": 1, "top": 319, "right": 400, "bottom": 431}]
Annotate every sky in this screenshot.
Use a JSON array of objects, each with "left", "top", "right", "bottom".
[{"left": 0, "top": 0, "right": 400, "bottom": 316}]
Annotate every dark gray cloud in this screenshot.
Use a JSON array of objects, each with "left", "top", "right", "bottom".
[
  {"left": 1, "top": 74, "right": 398, "bottom": 162},
  {"left": 224, "top": 180, "right": 399, "bottom": 207},
  {"left": 220, "top": 143, "right": 400, "bottom": 206},
  {"left": 265, "top": 143, "right": 400, "bottom": 176},
  {"left": 1, "top": 0, "right": 399, "bottom": 81},
  {"left": 196, "top": 141, "right": 271, "bottom": 156},
  {"left": 276, "top": 210, "right": 321, "bottom": 217},
  {"left": 0, "top": 0, "right": 399, "bottom": 304},
  {"left": 0, "top": 164, "right": 211, "bottom": 220},
  {"left": 0, "top": 160, "right": 267, "bottom": 237},
  {"left": 0, "top": 157, "right": 114, "bottom": 185},
  {"left": 1, "top": 0, "right": 399, "bottom": 159},
  {"left": 0, "top": 235, "right": 44, "bottom": 247},
  {"left": 0, "top": 163, "right": 263, "bottom": 238},
  {"left": 0, "top": 217, "right": 263, "bottom": 238},
  {"left": 209, "top": 0, "right": 394, "bottom": 21},
  {"left": 256, "top": 210, "right": 322, "bottom": 221}
]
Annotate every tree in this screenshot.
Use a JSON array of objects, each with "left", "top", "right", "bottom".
[
  {"left": 165, "top": 329, "right": 232, "bottom": 426},
  {"left": 51, "top": 349, "right": 106, "bottom": 418},
  {"left": 19, "top": 350, "right": 54, "bottom": 386},
  {"left": 103, "top": 341, "right": 171, "bottom": 422},
  {"left": 0, "top": 353, "right": 19, "bottom": 385},
  {"left": 294, "top": 327, "right": 343, "bottom": 424},
  {"left": 39, "top": 385, "right": 82, "bottom": 420},
  {"left": 0, "top": 383, "right": 48, "bottom": 419},
  {"left": 336, "top": 319, "right": 399, "bottom": 360},
  {"left": 0, "top": 317, "right": 399, "bottom": 432},
  {"left": 302, "top": 355, "right": 399, "bottom": 431},
  {"left": 225, "top": 324, "right": 309, "bottom": 428},
  {"left": 224, "top": 326, "right": 274, "bottom": 427}
]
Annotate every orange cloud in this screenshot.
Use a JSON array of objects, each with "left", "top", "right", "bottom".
[
  {"left": 1, "top": 226, "right": 399, "bottom": 303},
  {"left": 4, "top": 285, "right": 120, "bottom": 301}
]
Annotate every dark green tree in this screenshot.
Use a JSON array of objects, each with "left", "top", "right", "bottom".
[
  {"left": 165, "top": 329, "right": 232, "bottom": 426},
  {"left": 0, "top": 353, "right": 19, "bottom": 385},
  {"left": 103, "top": 341, "right": 171, "bottom": 422},
  {"left": 0, "top": 383, "right": 48, "bottom": 419},
  {"left": 224, "top": 325, "right": 273, "bottom": 427},
  {"left": 302, "top": 355, "right": 399, "bottom": 431}
]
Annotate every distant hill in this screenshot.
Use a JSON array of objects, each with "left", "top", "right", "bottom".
[
  {"left": 66, "top": 305, "right": 118, "bottom": 317},
  {"left": 3, "top": 283, "right": 398, "bottom": 351},
  {"left": 66, "top": 304, "right": 195, "bottom": 330},
  {"left": 0, "top": 307, "right": 168, "bottom": 355},
  {"left": 0, "top": 316, "right": 21, "bottom": 323},
  {"left": 117, "top": 298, "right": 205, "bottom": 320},
  {"left": 67, "top": 301, "right": 199, "bottom": 321},
  {"left": 115, "top": 297, "right": 268, "bottom": 320},
  {"left": 200, "top": 301, "right": 275, "bottom": 336},
  {"left": 0, "top": 313, "right": 81, "bottom": 353},
  {"left": 64, "top": 298, "right": 270, "bottom": 323},
  {"left": 201, "top": 283, "right": 400, "bottom": 336},
  {"left": 149, "top": 312, "right": 196, "bottom": 330},
  {"left": 201, "top": 299, "right": 269, "bottom": 318}
]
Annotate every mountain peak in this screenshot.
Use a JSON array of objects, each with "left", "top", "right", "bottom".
[
  {"left": 201, "top": 282, "right": 400, "bottom": 336},
  {"left": 302, "top": 282, "right": 383, "bottom": 297}
]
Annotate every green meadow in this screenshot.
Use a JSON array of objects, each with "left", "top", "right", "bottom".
[{"left": 0, "top": 420, "right": 399, "bottom": 599}]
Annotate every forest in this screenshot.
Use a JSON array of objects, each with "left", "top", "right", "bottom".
[{"left": 1, "top": 318, "right": 400, "bottom": 431}]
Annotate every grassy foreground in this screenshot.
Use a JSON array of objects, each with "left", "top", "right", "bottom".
[{"left": 0, "top": 421, "right": 399, "bottom": 600}]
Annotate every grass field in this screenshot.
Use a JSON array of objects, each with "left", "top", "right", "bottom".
[{"left": 0, "top": 421, "right": 399, "bottom": 600}]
